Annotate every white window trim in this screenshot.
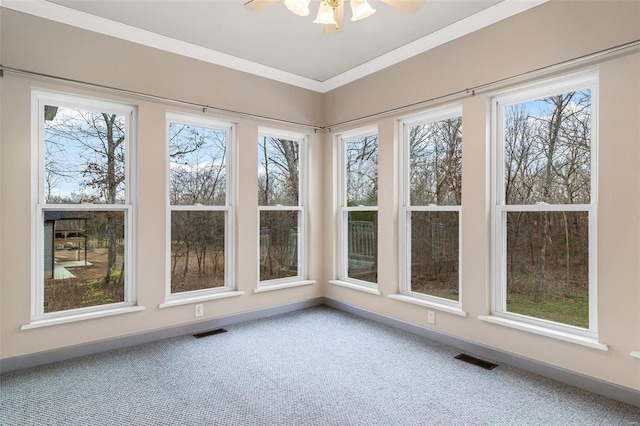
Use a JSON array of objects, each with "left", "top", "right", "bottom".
[
  {"left": 488, "top": 70, "right": 601, "bottom": 342},
  {"left": 388, "top": 293, "right": 467, "bottom": 316},
  {"left": 336, "top": 126, "right": 379, "bottom": 290},
  {"left": 478, "top": 314, "right": 608, "bottom": 351},
  {"left": 397, "top": 105, "right": 463, "bottom": 311},
  {"left": 257, "top": 128, "right": 309, "bottom": 288},
  {"left": 28, "top": 90, "right": 140, "bottom": 327},
  {"left": 164, "top": 112, "right": 236, "bottom": 304},
  {"left": 253, "top": 280, "right": 315, "bottom": 293},
  {"left": 328, "top": 279, "right": 381, "bottom": 295},
  {"left": 158, "top": 290, "right": 244, "bottom": 308},
  {"left": 21, "top": 306, "right": 146, "bottom": 330}
]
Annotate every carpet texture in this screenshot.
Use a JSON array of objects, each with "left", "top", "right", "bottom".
[{"left": 2, "top": 306, "right": 639, "bottom": 425}]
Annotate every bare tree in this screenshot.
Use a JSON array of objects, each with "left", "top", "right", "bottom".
[
  {"left": 409, "top": 118, "right": 461, "bottom": 205},
  {"left": 45, "top": 108, "right": 126, "bottom": 285},
  {"left": 503, "top": 90, "right": 591, "bottom": 308},
  {"left": 168, "top": 123, "right": 227, "bottom": 292},
  {"left": 408, "top": 117, "right": 462, "bottom": 295},
  {"left": 346, "top": 135, "right": 378, "bottom": 206},
  {"left": 258, "top": 137, "right": 300, "bottom": 280}
]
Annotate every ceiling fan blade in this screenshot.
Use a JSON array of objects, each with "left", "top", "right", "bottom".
[
  {"left": 380, "top": 0, "right": 424, "bottom": 14},
  {"left": 243, "top": 0, "right": 280, "bottom": 11},
  {"left": 324, "top": 1, "right": 344, "bottom": 34}
]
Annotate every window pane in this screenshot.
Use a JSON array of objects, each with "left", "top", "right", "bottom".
[
  {"left": 347, "top": 211, "right": 377, "bottom": 283},
  {"left": 43, "top": 210, "right": 125, "bottom": 313},
  {"left": 506, "top": 211, "right": 589, "bottom": 328},
  {"left": 171, "top": 211, "right": 225, "bottom": 293},
  {"left": 44, "top": 106, "right": 126, "bottom": 204},
  {"left": 169, "top": 123, "right": 226, "bottom": 206},
  {"left": 260, "top": 210, "right": 300, "bottom": 281},
  {"left": 258, "top": 137, "right": 299, "bottom": 206},
  {"left": 504, "top": 90, "right": 591, "bottom": 205},
  {"left": 409, "top": 117, "right": 462, "bottom": 206},
  {"left": 410, "top": 211, "right": 459, "bottom": 301},
  {"left": 346, "top": 136, "right": 378, "bottom": 206}
]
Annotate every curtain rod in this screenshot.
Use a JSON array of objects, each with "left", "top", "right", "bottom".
[
  {"left": 0, "top": 64, "right": 323, "bottom": 133},
  {"left": 1, "top": 39, "right": 638, "bottom": 134},
  {"left": 324, "top": 39, "right": 640, "bottom": 132}
]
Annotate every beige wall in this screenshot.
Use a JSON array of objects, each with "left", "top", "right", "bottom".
[
  {"left": 323, "top": 0, "right": 640, "bottom": 391},
  {"left": 323, "top": 0, "right": 640, "bottom": 127},
  {"left": 0, "top": 9, "right": 325, "bottom": 359},
  {"left": 1, "top": 1, "right": 640, "bottom": 392}
]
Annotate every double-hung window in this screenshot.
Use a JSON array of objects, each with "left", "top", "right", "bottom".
[
  {"left": 337, "top": 127, "right": 379, "bottom": 287},
  {"left": 490, "top": 71, "right": 599, "bottom": 342},
  {"left": 257, "top": 129, "right": 307, "bottom": 286},
  {"left": 31, "top": 91, "right": 137, "bottom": 324},
  {"left": 400, "top": 106, "right": 462, "bottom": 307},
  {"left": 166, "top": 113, "right": 235, "bottom": 301}
]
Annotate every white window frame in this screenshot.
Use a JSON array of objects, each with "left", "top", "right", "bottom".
[
  {"left": 398, "top": 105, "right": 463, "bottom": 312},
  {"left": 28, "top": 90, "right": 140, "bottom": 328},
  {"left": 257, "top": 127, "right": 310, "bottom": 289},
  {"left": 163, "top": 112, "right": 237, "bottom": 306},
  {"left": 333, "top": 126, "right": 379, "bottom": 291},
  {"left": 487, "top": 71, "right": 600, "bottom": 342}
]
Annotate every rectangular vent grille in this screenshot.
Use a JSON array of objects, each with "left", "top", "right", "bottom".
[
  {"left": 455, "top": 353, "right": 498, "bottom": 370},
  {"left": 193, "top": 328, "right": 227, "bottom": 339}
]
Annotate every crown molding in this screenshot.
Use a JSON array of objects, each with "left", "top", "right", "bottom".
[
  {"left": 0, "top": 0, "right": 325, "bottom": 92},
  {"left": 1, "top": 0, "right": 547, "bottom": 94},
  {"left": 321, "top": 0, "right": 548, "bottom": 92}
]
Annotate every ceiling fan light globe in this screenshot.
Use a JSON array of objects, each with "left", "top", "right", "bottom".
[
  {"left": 350, "top": 0, "right": 376, "bottom": 21},
  {"left": 284, "top": 0, "right": 310, "bottom": 16},
  {"left": 313, "top": 2, "right": 337, "bottom": 25}
]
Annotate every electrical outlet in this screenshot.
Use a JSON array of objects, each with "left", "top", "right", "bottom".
[
  {"left": 195, "top": 304, "right": 204, "bottom": 317},
  {"left": 427, "top": 310, "right": 435, "bottom": 324}
]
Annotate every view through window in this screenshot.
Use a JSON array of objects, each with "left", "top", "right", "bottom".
[
  {"left": 258, "top": 133, "right": 305, "bottom": 283},
  {"left": 167, "top": 114, "right": 232, "bottom": 295},
  {"left": 403, "top": 109, "right": 462, "bottom": 302},
  {"left": 341, "top": 130, "right": 378, "bottom": 284},
  {"left": 40, "top": 97, "right": 133, "bottom": 314},
  {"left": 494, "top": 74, "right": 596, "bottom": 330}
]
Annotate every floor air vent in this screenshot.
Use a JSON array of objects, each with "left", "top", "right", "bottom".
[
  {"left": 455, "top": 353, "right": 498, "bottom": 370},
  {"left": 193, "top": 328, "right": 227, "bottom": 339}
]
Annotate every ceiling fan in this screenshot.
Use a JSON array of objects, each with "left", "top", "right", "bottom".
[{"left": 243, "top": 0, "right": 425, "bottom": 34}]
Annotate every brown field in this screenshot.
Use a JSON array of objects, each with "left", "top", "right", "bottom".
[{"left": 44, "top": 247, "right": 124, "bottom": 313}]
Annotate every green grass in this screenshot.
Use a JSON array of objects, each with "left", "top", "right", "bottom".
[{"left": 506, "top": 290, "right": 589, "bottom": 328}]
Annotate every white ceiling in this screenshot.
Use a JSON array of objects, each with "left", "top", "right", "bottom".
[{"left": 2, "top": 0, "right": 547, "bottom": 92}]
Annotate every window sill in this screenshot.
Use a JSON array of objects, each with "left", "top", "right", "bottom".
[
  {"left": 21, "top": 305, "right": 146, "bottom": 330},
  {"left": 631, "top": 351, "right": 640, "bottom": 359},
  {"left": 328, "top": 280, "right": 381, "bottom": 295},
  {"left": 159, "top": 291, "right": 244, "bottom": 309},
  {"left": 478, "top": 314, "right": 608, "bottom": 351},
  {"left": 388, "top": 294, "right": 467, "bottom": 317},
  {"left": 254, "top": 280, "right": 316, "bottom": 293}
]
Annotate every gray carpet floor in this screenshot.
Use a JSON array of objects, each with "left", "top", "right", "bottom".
[{"left": 1, "top": 306, "right": 639, "bottom": 425}]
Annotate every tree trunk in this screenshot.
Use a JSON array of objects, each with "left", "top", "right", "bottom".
[
  {"left": 535, "top": 94, "right": 572, "bottom": 303},
  {"left": 102, "top": 114, "right": 122, "bottom": 283},
  {"left": 536, "top": 211, "right": 548, "bottom": 302}
]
